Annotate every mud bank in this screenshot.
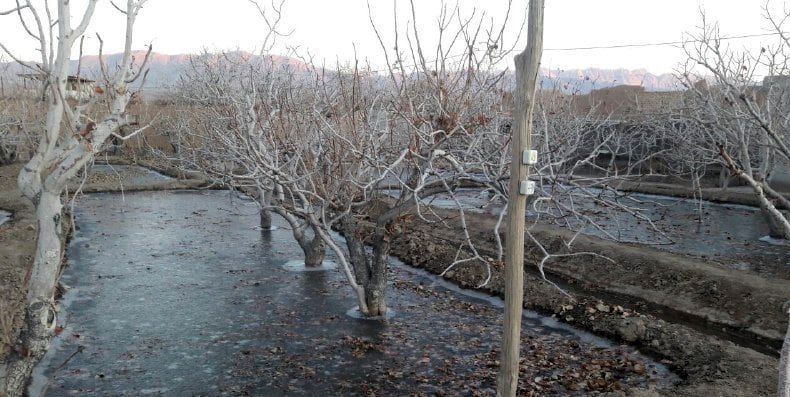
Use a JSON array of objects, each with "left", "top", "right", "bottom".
[
  {"left": 67, "top": 162, "right": 207, "bottom": 193},
  {"left": 0, "top": 164, "right": 36, "bottom": 363},
  {"left": 422, "top": 186, "right": 789, "bottom": 279},
  {"left": 369, "top": 206, "right": 785, "bottom": 396},
  {"left": 93, "top": 156, "right": 207, "bottom": 182},
  {"left": 614, "top": 179, "right": 790, "bottom": 208}
]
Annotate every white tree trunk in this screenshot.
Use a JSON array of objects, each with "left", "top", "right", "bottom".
[
  {"left": 27, "top": 190, "right": 64, "bottom": 306},
  {"left": 753, "top": 185, "right": 790, "bottom": 240},
  {"left": 722, "top": 152, "right": 790, "bottom": 239},
  {"left": 2, "top": 1, "right": 147, "bottom": 393},
  {"left": 3, "top": 190, "right": 63, "bottom": 396}
]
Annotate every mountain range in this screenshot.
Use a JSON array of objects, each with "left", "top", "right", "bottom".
[{"left": 1, "top": 52, "right": 683, "bottom": 94}]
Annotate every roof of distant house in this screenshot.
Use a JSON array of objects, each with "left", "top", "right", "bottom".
[{"left": 17, "top": 73, "right": 95, "bottom": 83}]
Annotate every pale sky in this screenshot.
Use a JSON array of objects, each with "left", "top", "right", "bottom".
[{"left": 0, "top": 1, "right": 780, "bottom": 74}]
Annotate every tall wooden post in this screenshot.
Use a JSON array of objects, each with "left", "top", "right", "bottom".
[{"left": 497, "top": 0, "right": 545, "bottom": 396}]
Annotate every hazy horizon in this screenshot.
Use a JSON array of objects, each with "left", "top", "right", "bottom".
[{"left": 0, "top": 0, "right": 783, "bottom": 76}]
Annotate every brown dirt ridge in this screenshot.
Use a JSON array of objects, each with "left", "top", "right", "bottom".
[{"left": 365, "top": 202, "right": 787, "bottom": 396}]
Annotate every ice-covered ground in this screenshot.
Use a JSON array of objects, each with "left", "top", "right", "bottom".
[{"left": 31, "top": 190, "right": 676, "bottom": 396}]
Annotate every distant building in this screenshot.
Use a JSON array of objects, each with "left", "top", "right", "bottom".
[
  {"left": 569, "top": 85, "right": 684, "bottom": 119},
  {"left": 17, "top": 73, "right": 96, "bottom": 101}
]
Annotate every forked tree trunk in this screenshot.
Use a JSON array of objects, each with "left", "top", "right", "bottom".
[
  {"left": 3, "top": 190, "right": 63, "bottom": 396},
  {"left": 274, "top": 206, "right": 327, "bottom": 267},
  {"left": 340, "top": 216, "right": 390, "bottom": 317},
  {"left": 298, "top": 231, "right": 325, "bottom": 267},
  {"left": 3, "top": 2, "right": 145, "bottom": 395}
]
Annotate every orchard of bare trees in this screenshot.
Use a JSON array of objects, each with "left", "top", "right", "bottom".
[{"left": 0, "top": 0, "right": 789, "bottom": 396}]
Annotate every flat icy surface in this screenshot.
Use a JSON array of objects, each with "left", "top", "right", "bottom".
[{"left": 32, "top": 190, "right": 675, "bottom": 396}]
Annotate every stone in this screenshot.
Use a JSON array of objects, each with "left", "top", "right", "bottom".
[
  {"left": 595, "top": 303, "right": 611, "bottom": 313},
  {"left": 618, "top": 318, "right": 647, "bottom": 342}
]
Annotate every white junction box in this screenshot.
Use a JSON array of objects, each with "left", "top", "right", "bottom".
[
  {"left": 522, "top": 149, "right": 538, "bottom": 165},
  {"left": 519, "top": 180, "right": 536, "bottom": 196}
]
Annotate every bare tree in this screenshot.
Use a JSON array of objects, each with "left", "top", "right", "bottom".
[
  {"left": 680, "top": 8, "right": 790, "bottom": 239},
  {"left": 0, "top": 61, "right": 38, "bottom": 165},
  {"left": 0, "top": 1, "right": 151, "bottom": 394},
  {"left": 158, "top": 0, "right": 528, "bottom": 318},
  {"left": 677, "top": 6, "right": 790, "bottom": 394},
  {"left": 164, "top": 50, "right": 330, "bottom": 267}
]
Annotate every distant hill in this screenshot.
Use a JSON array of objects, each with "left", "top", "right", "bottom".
[
  {"left": 0, "top": 51, "right": 310, "bottom": 98},
  {"left": 1, "top": 52, "right": 682, "bottom": 95},
  {"left": 540, "top": 68, "right": 682, "bottom": 93}
]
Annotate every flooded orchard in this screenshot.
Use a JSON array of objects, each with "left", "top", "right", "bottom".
[
  {"left": 82, "top": 164, "right": 174, "bottom": 185},
  {"left": 32, "top": 190, "right": 676, "bottom": 396},
  {"left": 424, "top": 188, "right": 790, "bottom": 278}
]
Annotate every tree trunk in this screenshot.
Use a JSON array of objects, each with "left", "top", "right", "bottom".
[
  {"left": 725, "top": 159, "right": 790, "bottom": 239},
  {"left": 754, "top": 187, "right": 790, "bottom": 240},
  {"left": 260, "top": 209, "right": 272, "bottom": 230},
  {"left": 780, "top": 303, "right": 790, "bottom": 397},
  {"left": 362, "top": 244, "right": 390, "bottom": 317},
  {"left": 761, "top": 201, "right": 790, "bottom": 240},
  {"left": 257, "top": 186, "right": 272, "bottom": 230},
  {"left": 3, "top": 190, "right": 63, "bottom": 396},
  {"left": 301, "top": 233, "right": 325, "bottom": 267},
  {"left": 719, "top": 166, "right": 730, "bottom": 190},
  {"left": 340, "top": 216, "right": 390, "bottom": 317}
]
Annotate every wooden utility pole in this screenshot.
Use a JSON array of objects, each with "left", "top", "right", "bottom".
[{"left": 497, "top": 0, "right": 545, "bottom": 396}]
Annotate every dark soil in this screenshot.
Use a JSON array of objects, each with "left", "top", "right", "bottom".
[
  {"left": 375, "top": 204, "right": 787, "bottom": 396},
  {"left": 0, "top": 164, "right": 36, "bottom": 362}
]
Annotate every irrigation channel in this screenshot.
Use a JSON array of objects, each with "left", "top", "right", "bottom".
[{"left": 29, "top": 181, "right": 679, "bottom": 395}]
